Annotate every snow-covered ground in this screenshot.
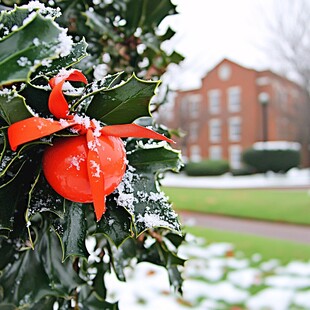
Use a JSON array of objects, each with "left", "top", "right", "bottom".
[
  {"left": 161, "top": 168, "right": 310, "bottom": 189},
  {"left": 102, "top": 169, "right": 310, "bottom": 309},
  {"left": 105, "top": 234, "right": 310, "bottom": 310}
]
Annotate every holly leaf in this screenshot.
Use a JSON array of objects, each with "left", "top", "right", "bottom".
[
  {"left": 83, "top": 10, "right": 118, "bottom": 41},
  {"left": 126, "top": 0, "right": 177, "bottom": 32},
  {"left": 0, "top": 135, "right": 41, "bottom": 233},
  {"left": 0, "top": 228, "right": 80, "bottom": 306},
  {"left": 0, "top": 162, "right": 27, "bottom": 233},
  {"left": 27, "top": 172, "right": 65, "bottom": 219},
  {"left": 78, "top": 291, "right": 119, "bottom": 310},
  {"left": 0, "top": 91, "right": 33, "bottom": 125},
  {"left": 0, "top": 7, "right": 67, "bottom": 86},
  {"left": 96, "top": 197, "right": 133, "bottom": 247},
  {"left": 19, "top": 83, "right": 51, "bottom": 117},
  {"left": 52, "top": 201, "right": 88, "bottom": 261},
  {"left": 72, "top": 72, "right": 124, "bottom": 113},
  {"left": 117, "top": 144, "right": 182, "bottom": 236},
  {"left": 139, "top": 238, "right": 185, "bottom": 293},
  {"left": 34, "top": 38, "right": 88, "bottom": 76},
  {"left": 85, "top": 74, "right": 158, "bottom": 125}
]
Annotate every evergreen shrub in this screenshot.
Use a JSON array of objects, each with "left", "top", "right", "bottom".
[{"left": 242, "top": 148, "right": 300, "bottom": 173}]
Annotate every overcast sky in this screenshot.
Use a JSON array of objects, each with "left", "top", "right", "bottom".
[{"left": 161, "top": 0, "right": 282, "bottom": 90}]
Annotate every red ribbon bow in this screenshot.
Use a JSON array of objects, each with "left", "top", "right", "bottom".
[{"left": 8, "top": 69, "right": 173, "bottom": 221}]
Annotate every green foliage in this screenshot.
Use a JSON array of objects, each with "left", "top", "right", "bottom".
[
  {"left": 185, "top": 159, "right": 230, "bottom": 176},
  {"left": 55, "top": 0, "right": 184, "bottom": 78},
  {"left": 0, "top": 2, "right": 184, "bottom": 308},
  {"left": 242, "top": 148, "right": 300, "bottom": 173}
]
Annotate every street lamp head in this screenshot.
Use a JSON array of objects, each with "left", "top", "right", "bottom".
[{"left": 258, "top": 92, "right": 270, "bottom": 105}]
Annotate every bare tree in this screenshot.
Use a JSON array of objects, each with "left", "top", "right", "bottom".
[{"left": 264, "top": 0, "right": 310, "bottom": 165}]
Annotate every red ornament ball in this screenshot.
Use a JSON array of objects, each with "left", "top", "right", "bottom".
[{"left": 42, "top": 134, "right": 127, "bottom": 203}]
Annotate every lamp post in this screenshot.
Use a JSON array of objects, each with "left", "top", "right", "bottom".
[{"left": 258, "top": 92, "right": 270, "bottom": 142}]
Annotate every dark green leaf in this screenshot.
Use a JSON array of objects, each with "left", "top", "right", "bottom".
[
  {"left": 39, "top": 229, "right": 82, "bottom": 296},
  {"left": 96, "top": 198, "right": 133, "bottom": 247},
  {"left": 19, "top": 83, "right": 51, "bottom": 117},
  {"left": 141, "top": 239, "right": 185, "bottom": 293},
  {"left": 168, "top": 51, "right": 185, "bottom": 64},
  {"left": 109, "top": 238, "right": 136, "bottom": 281},
  {"left": 0, "top": 233, "right": 57, "bottom": 306},
  {"left": 34, "top": 39, "right": 88, "bottom": 76},
  {"left": 72, "top": 72, "right": 124, "bottom": 113},
  {"left": 0, "top": 8, "right": 64, "bottom": 85},
  {"left": 160, "top": 26, "right": 176, "bottom": 42},
  {"left": 83, "top": 10, "right": 118, "bottom": 41},
  {"left": 165, "top": 232, "right": 186, "bottom": 248},
  {"left": 30, "top": 296, "right": 57, "bottom": 310},
  {"left": 0, "top": 91, "right": 33, "bottom": 125},
  {"left": 79, "top": 291, "right": 119, "bottom": 310},
  {"left": 0, "top": 225, "right": 82, "bottom": 306},
  {"left": 86, "top": 74, "right": 158, "bottom": 125},
  {"left": 126, "top": 0, "right": 176, "bottom": 31},
  {"left": 0, "top": 6, "right": 30, "bottom": 37},
  {"left": 53, "top": 201, "right": 88, "bottom": 261},
  {"left": 116, "top": 145, "right": 182, "bottom": 236},
  {"left": 0, "top": 238, "right": 15, "bottom": 270},
  {"left": 91, "top": 260, "right": 109, "bottom": 301},
  {"left": 0, "top": 160, "right": 28, "bottom": 232},
  {"left": 27, "top": 172, "right": 65, "bottom": 220}
]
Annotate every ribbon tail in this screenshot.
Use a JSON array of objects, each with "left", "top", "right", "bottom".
[
  {"left": 49, "top": 70, "right": 88, "bottom": 119},
  {"left": 49, "top": 70, "right": 88, "bottom": 88},
  {"left": 48, "top": 81, "right": 70, "bottom": 119},
  {"left": 100, "top": 124, "right": 175, "bottom": 144},
  {"left": 8, "top": 117, "right": 77, "bottom": 151},
  {"left": 86, "top": 129, "right": 106, "bottom": 221}
]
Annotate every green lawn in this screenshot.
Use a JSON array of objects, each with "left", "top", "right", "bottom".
[
  {"left": 186, "top": 226, "right": 310, "bottom": 263},
  {"left": 163, "top": 187, "right": 310, "bottom": 225}
]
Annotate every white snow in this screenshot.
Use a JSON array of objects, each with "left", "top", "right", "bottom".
[
  {"left": 246, "top": 288, "right": 294, "bottom": 310},
  {"left": 161, "top": 168, "right": 310, "bottom": 189},
  {"left": 228, "top": 268, "right": 262, "bottom": 288},
  {"left": 100, "top": 233, "right": 310, "bottom": 310}
]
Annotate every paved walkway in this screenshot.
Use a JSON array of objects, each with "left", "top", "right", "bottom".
[{"left": 179, "top": 211, "right": 310, "bottom": 244}]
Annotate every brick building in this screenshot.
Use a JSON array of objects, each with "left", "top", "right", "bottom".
[{"left": 160, "top": 59, "right": 308, "bottom": 168}]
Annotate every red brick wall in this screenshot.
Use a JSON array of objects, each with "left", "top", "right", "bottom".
[{"left": 161, "top": 59, "right": 307, "bottom": 166}]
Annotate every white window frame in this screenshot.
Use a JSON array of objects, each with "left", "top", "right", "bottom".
[
  {"left": 209, "top": 145, "right": 222, "bottom": 160},
  {"left": 181, "top": 94, "right": 201, "bottom": 118},
  {"left": 209, "top": 118, "right": 221, "bottom": 142},
  {"left": 208, "top": 89, "right": 221, "bottom": 114},
  {"left": 227, "top": 86, "right": 241, "bottom": 112},
  {"left": 229, "top": 145, "right": 242, "bottom": 169},
  {"left": 189, "top": 122, "right": 199, "bottom": 141},
  {"left": 229, "top": 116, "right": 241, "bottom": 142},
  {"left": 190, "top": 145, "right": 201, "bottom": 162}
]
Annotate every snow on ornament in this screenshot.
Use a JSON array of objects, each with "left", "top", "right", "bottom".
[{"left": 8, "top": 69, "right": 174, "bottom": 221}]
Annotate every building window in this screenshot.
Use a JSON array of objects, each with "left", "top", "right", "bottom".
[
  {"left": 179, "top": 94, "right": 201, "bottom": 118},
  {"left": 208, "top": 89, "right": 221, "bottom": 114},
  {"left": 209, "top": 119, "right": 221, "bottom": 142},
  {"left": 189, "top": 122, "right": 199, "bottom": 141},
  {"left": 190, "top": 145, "right": 201, "bottom": 162},
  {"left": 209, "top": 145, "right": 222, "bottom": 160},
  {"left": 180, "top": 97, "right": 188, "bottom": 115},
  {"left": 229, "top": 117, "right": 241, "bottom": 141},
  {"left": 228, "top": 86, "right": 241, "bottom": 112},
  {"left": 229, "top": 145, "right": 242, "bottom": 169}
]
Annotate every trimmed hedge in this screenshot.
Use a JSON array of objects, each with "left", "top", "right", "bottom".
[
  {"left": 242, "top": 148, "right": 300, "bottom": 173},
  {"left": 185, "top": 160, "right": 230, "bottom": 176}
]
